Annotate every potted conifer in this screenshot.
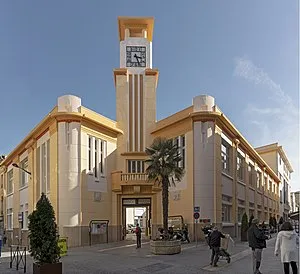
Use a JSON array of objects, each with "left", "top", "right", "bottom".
[
  {"left": 241, "top": 212, "right": 248, "bottom": 242},
  {"left": 28, "top": 193, "right": 62, "bottom": 274}
]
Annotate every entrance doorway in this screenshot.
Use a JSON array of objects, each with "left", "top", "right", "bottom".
[{"left": 122, "top": 198, "right": 151, "bottom": 240}]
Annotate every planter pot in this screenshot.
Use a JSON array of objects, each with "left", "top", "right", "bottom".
[
  {"left": 33, "top": 262, "right": 62, "bottom": 274},
  {"left": 150, "top": 240, "right": 181, "bottom": 255}
]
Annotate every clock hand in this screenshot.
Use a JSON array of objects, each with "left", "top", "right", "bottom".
[{"left": 134, "top": 54, "right": 141, "bottom": 65}]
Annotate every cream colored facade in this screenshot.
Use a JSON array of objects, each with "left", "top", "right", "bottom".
[
  {"left": 0, "top": 17, "right": 283, "bottom": 246},
  {"left": 255, "top": 143, "right": 294, "bottom": 220}
]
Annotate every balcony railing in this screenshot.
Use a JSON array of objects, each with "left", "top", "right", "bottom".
[
  {"left": 121, "top": 173, "right": 148, "bottom": 182},
  {"left": 112, "top": 171, "right": 160, "bottom": 192}
]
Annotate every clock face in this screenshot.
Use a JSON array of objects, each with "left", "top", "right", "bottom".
[{"left": 126, "top": 46, "right": 146, "bottom": 68}]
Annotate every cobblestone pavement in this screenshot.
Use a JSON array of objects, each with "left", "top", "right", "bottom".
[{"left": 0, "top": 235, "right": 296, "bottom": 274}]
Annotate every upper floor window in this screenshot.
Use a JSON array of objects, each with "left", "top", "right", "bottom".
[
  {"left": 256, "top": 171, "right": 261, "bottom": 189},
  {"left": 87, "top": 136, "right": 107, "bottom": 178},
  {"left": 7, "top": 169, "right": 13, "bottom": 195},
  {"left": 237, "top": 154, "right": 244, "bottom": 181},
  {"left": 127, "top": 160, "right": 145, "bottom": 173},
  {"left": 248, "top": 164, "right": 254, "bottom": 187},
  {"left": 20, "top": 157, "right": 29, "bottom": 188},
  {"left": 221, "top": 140, "right": 230, "bottom": 173},
  {"left": 173, "top": 135, "right": 185, "bottom": 169}
]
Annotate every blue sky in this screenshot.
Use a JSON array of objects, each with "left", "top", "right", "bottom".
[{"left": 0, "top": 1, "right": 299, "bottom": 190}]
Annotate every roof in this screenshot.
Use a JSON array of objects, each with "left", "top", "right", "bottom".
[{"left": 255, "top": 143, "right": 294, "bottom": 172}]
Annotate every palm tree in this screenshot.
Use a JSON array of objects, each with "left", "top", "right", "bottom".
[{"left": 145, "top": 137, "right": 184, "bottom": 239}]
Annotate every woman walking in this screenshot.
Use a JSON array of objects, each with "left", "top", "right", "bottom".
[{"left": 274, "top": 221, "right": 299, "bottom": 274}]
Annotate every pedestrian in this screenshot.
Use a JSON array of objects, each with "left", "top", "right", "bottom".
[
  {"left": 208, "top": 226, "right": 226, "bottom": 267},
  {"left": 182, "top": 224, "right": 190, "bottom": 243},
  {"left": 248, "top": 219, "right": 268, "bottom": 274},
  {"left": 274, "top": 221, "right": 299, "bottom": 274},
  {"left": 135, "top": 223, "right": 142, "bottom": 248},
  {"left": 2, "top": 231, "right": 6, "bottom": 247}
]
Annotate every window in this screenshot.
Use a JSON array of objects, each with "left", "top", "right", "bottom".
[
  {"left": 221, "top": 140, "right": 230, "bottom": 173},
  {"left": 0, "top": 174, "right": 3, "bottom": 188},
  {"left": 257, "top": 211, "right": 262, "bottom": 221},
  {"left": 249, "top": 209, "right": 254, "bottom": 218},
  {"left": 94, "top": 140, "right": 98, "bottom": 178},
  {"left": 237, "top": 154, "right": 244, "bottom": 181},
  {"left": 128, "top": 160, "right": 145, "bottom": 173},
  {"left": 20, "top": 158, "right": 29, "bottom": 188},
  {"left": 24, "top": 203, "right": 28, "bottom": 229},
  {"left": 264, "top": 177, "right": 267, "bottom": 191},
  {"left": 88, "top": 137, "right": 92, "bottom": 172},
  {"left": 39, "top": 140, "right": 50, "bottom": 194},
  {"left": 237, "top": 207, "right": 245, "bottom": 222},
  {"left": 222, "top": 204, "right": 231, "bottom": 222},
  {"left": 20, "top": 205, "right": 24, "bottom": 229},
  {"left": 87, "top": 136, "right": 107, "bottom": 178},
  {"left": 269, "top": 181, "right": 272, "bottom": 192},
  {"left": 94, "top": 192, "right": 101, "bottom": 202},
  {"left": 7, "top": 169, "right": 13, "bottom": 195},
  {"left": 256, "top": 171, "right": 261, "bottom": 189},
  {"left": 248, "top": 164, "right": 253, "bottom": 187},
  {"left": 7, "top": 208, "right": 13, "bottom": 230},
  {"left": 173, "top": 135, "right": 185, "bottom": 169}
]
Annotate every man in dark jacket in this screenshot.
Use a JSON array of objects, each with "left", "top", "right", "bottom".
[
  {"left": 248, "top": 219, "right": 268, "bottom": 274},
  {"left": 208, "top": 226, "right": 226, "bottom": 267},
  {"left": 135, "top": 223, "right": 142, "bottom": 248}
]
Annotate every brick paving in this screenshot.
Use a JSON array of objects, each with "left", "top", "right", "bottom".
[{"left": 0, "top": 235, "right": 296, "bottom": 274}]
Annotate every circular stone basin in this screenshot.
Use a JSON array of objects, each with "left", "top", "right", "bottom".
[{"left": 150, "top": 240, "right": 181, "bottom": 255}]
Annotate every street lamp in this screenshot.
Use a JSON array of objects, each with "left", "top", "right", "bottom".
[
  {"left": 12, "top": 163, "right": 31, "bottom": 175},
  {"left": 12, "top": 163, "right": 31, "bottom": 246}
]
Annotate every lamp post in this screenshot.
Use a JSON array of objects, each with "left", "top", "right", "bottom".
[{"left": 12, "top": 163, "right": 31, "bottom": 246}]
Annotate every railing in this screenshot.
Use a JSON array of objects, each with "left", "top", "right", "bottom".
[
  {"left": 121, "top": 173, "right": 148, "bottom": 182},
  {"left": 10, "top": 245, "right": 27, "bottom": 273}
]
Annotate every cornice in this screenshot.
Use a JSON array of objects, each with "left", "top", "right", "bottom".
[{"left": 1, "top": 111, "right": 123, "bottom": 168}]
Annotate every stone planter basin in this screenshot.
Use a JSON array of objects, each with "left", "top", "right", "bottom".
[{"left": 150, "top": 240, "right": 181, "bottom": 255}]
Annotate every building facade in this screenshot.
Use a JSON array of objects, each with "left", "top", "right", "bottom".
[
  {"left": 290, "top": 191, "right": 300, "bottom": 213},
  {"left": 0, "top": 17, "right": 282, "bottom": 247},
  {"left": 255, "top": 143, "right": 294, "bottom": 221}
]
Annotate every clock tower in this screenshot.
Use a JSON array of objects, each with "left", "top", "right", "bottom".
[{"left": 114, "top": 17, "right": 158, "bottom": 170}]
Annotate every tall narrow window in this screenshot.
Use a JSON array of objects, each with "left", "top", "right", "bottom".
[
  {"left": 41, "top": 143, "right": 46, "bottom": 194},
  {"left": 237, "top": 154, "right": 244, "bottom": 181},
  {"left": 7, "top": 208, "right": 13, "bottom": 230},
  {"left": 256, "top": 171, "right": 261, "bottom": 189},
  {"left": 7, "top": 169, "right": 13, "bottom": 195},
  {"left": 248, "top": 164, "right": 253, "bottom": 187},
  {"left": 38, "top": 139, "right": 50, "bottom": 195},
  {"left": 88, "top": 137, "right": 92, "bottom": 172},
  {"left": 94, "top": 139, "right": 98, "bottom": 178},
  {"left": 173, "top": 135, "right": 186, "bottom": 169},
  {"left": 20, "top": 158, "right": 29, "bottom": 188},
  {"left": 221, "top": 140, "right": 230, "bottom": 173},
  {"left": 100, "top": 141, "right": 104, "bottom": 175}
]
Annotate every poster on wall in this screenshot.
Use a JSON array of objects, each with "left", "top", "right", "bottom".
[{"left": 91, "top": 222, "right": 107, "bottom": 234}]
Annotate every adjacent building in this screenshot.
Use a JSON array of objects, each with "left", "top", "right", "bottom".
[
  {"left": 0, "top": 17, "right": 282, "bottom": 247},
  {"left": 255, "top": 143, "right": 294, "bottom": 221},
  {"left": 290, "top": 191, "right": 300, "bottom": 213}
]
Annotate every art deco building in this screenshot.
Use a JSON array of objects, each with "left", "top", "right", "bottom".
[
  {"left": 255, "top": 143, "right": 294, "bottom": 220},
  {"left": 0, "top": 17, "right": 282, "bottom": 247}
]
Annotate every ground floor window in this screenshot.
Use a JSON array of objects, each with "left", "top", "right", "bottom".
[
  {"left": 7, "top": 208, "right": 13, "bottom": 230},
  {"left": 222, "top": 204, "right": 231, "bottom": 222}
]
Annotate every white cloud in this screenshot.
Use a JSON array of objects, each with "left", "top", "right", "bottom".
[{"left": 234, "top": 56, "right": 299, "bottom": 191}]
